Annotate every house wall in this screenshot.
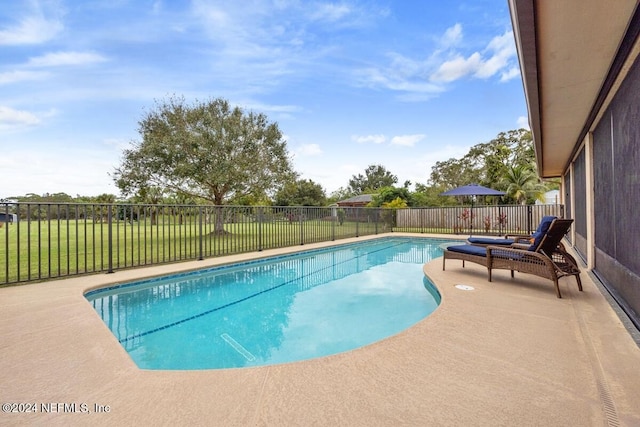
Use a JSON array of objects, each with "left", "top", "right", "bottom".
[
  {"left": 573, "top": 149, "right": 588, "bottom": 259},
  {"left": 588, "top": 50, "right": 640, "bottom": 327},
  {"left": 563, "top": 171, "right": 572, "bottom": 244}
]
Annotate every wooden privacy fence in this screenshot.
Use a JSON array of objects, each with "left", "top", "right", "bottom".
[{"left": 394, "top": 204, "right": 564, "bottom": 235}]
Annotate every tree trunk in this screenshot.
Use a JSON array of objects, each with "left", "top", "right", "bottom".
[{"left": 211, "top": 205, "right": 229, "bottom": 235}]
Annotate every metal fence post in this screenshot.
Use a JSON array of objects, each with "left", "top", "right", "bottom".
[
  {"left": 299, "top": 207, "right": 304, "bottom": 245},
  {"left": 198, "top": 206, "right": 204, "bottom": 260},
  {"left": 332, "top": 209, "right": 336, "bottom": 240},
  {"left": 107, "top": 205, "right": 114, "bottom": 273},
  {"left": 255, "top": 206, "right": 264, "bottom": 252},
  {"left": 375, "top": 209, "right": 379, "bottom": 234},
  {"left": 2, "top": 203, "right": 9, "bottom": 283}
]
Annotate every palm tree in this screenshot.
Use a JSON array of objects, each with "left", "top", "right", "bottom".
[
  {"left": 93, "top": 193, "right": 117, "bottom": 222},
  {"left": 501, "top": 165, "right": 546, "bottom": 204}
]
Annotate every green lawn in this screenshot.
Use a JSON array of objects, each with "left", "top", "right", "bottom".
[{"left": 0, "top": 218, "right": 384, "bottom": 285}]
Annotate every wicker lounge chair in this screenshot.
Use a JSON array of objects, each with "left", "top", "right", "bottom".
[
  {"left": 443, "top": 218, "right": 582, "bottom": 298},
  {"left": 467, "top": 215, "right": 556, "bottom": 246},
  {"left": 446, "top": 216, "right": 557, "bottom": 269}
]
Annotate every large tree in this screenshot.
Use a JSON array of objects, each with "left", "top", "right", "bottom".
[
  {"left": 369, "top": 186, "right": 414, "bottom": 207},
  {"left": 274, "top": 179, "right": 327, "bottom": 206},
  {"left": 429, "top": 129, "right": 536, "bottom": 192},
  {"left": 348, "top": 164, "right": 398, "bottom": 194},
  {"left": 113, "top": 97, "right": 296, "bottom": 206}
]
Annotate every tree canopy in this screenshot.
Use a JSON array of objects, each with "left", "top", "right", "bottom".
[
  {"left": 348, "top": 164, "right": 398, "bottom": 194},
  {"left": 429, "top": 129, "right": 534, "bottom": 189},
  {"left": 113, "top": 97, "right": 296, "bottom": 205},
  {"left": 274, "top": 179, "right": 327, "bottom": 206},
  {"left": 427, "top": 129, "right": 548, "bottom": 204},
  {"left": 369, "top": 186, "right": 414, "bottom": 207}
]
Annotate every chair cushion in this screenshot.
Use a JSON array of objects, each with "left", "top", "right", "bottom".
[
  {"left": 446, "top": 244, "right": 487, "bottom": 257},
  {"left": 534, "top": 215, "right": 557, "bottom": 234},
  {"left": 467, "top": 216, "right": 557, "bottom": 249},
  {"left": 529, "top": 216, "right": 556, "bottom": 251},
  {"left": 467, "top": 237, "right": 514, "bottom": 245}
]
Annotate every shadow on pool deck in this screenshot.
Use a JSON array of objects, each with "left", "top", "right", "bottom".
[{"left": 1, "top": 233, "right": 639, "bottom": 426}]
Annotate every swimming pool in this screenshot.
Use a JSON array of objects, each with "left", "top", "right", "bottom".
[{"left": 85, "top": 237, "right": 451, "bottom": 370}]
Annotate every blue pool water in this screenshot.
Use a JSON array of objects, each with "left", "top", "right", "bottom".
[{"left": 85, "top": 237, "right": 452, "bottom": 370}]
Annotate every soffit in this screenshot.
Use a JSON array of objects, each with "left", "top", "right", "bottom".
[{"left": 510, "top": 0, "right": 638, "bottom": 178}]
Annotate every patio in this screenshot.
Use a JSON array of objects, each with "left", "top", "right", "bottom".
[{"left": 1, "top": 234, "right": 639, "bottom": 426}]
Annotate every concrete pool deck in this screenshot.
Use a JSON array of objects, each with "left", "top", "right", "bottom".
[{"left": 1, "top": 233, "right": 639, "bottom": 426}]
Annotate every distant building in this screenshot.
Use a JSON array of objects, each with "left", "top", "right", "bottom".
[
  {"left": 336, "top": 194, "right": 374, "bottom": 207},
  {"left": 535, "top": 190, "right": 560, "bottom": 205},
  {"left": 0, "top": 213, "right": 17, "bottom": 223}
]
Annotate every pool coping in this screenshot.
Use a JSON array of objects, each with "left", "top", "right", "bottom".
[{"left": 1, "top": 232, "right": 640, "bottom": 426}]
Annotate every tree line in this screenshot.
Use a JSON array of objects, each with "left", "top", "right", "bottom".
[{"left": 3, "top": 97, "right": 556, "bottom": 208}]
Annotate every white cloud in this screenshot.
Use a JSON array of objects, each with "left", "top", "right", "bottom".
[
  {"left": 240, "top": 101, "right": 303, "bottom": 120},
  {"left": 0, "top": 106, "right": 41, "bottom": 129},
  {"left": 500, "top": 67, "right": 521, "bottom": 82},
  {"left": 430, "top": 53, "right": 482, "bottom": 83},
  {"left": 0, "top": 148, "right": 120, "bottom": 198},
  {"left": 356, "top": 66, "right": 445, "bottom": 100},
  {"left": 296, "top": 143, "right": 323, "bottom": 156},
  {"left": 390, "top": 134, "right": 425, "bottom": 147},
  {"left": 310, "top": 3, "right": 352, "bottom": 22},
  {"left": 307, "top": 2, "right": 388, "bottom": 28},
  {"left": 27, "top": 51, "right": 108, "bottom": 67},
  {"left": 355, "top": 25, "right": 518, "bottom": 100},
  {"left": 430, "top": 30, "right": 518, "bottom": 83},
  {"left": 243, "top": 102, "right": 301, "bottom": 113},
  {"left": 474, "top": 31, "right": 516, "bottom": 78},
  {"left": 517, "top": 116, "right": 530, "bottom": 130},
  {"left": 103, "top": 137, "right": 131, "bottom": 151},
  {"left": 192, "top": 2, "right": 230, "bottom": 29},
  {"left": 352, "top": 134, "right": 386, "bottom": 144},
  {"left": 0, "top": 1, "right": 64, "bottom": 45},
  {"left": 0, "top": 70, "right": 50, "bottom": 85},
  {"left": 487, "top": 30, "right": 516, "bottom": 54},
  {"left": 440, "top": 23, "right": 462, "bottom": 48},
  {"left": 0, "top": 106, "right": 58, "bottom": 131},
  {"left": 190, "top": 0, "right": 388, "bottom": 95},
  {"left": 189, "top": 1, "right": 306, "bottom": 91}
]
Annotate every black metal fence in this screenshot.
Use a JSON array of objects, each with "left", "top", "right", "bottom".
[{"left": 0, "top": 202, "right": 563, "bottom": 285}]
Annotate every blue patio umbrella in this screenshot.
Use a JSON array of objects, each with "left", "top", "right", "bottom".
[{"left": 440, "top": 184, "right": 505, "bottom": 235}]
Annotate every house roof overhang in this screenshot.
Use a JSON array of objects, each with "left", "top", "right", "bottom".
[{"left": 508, "top": 0, "right": 640, "bottom": 178}]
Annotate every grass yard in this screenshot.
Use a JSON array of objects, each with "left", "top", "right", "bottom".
[{"left": 0, "top": 218, "right": 384, "bottom": 285}]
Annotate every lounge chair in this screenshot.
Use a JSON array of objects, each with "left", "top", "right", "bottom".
[
  {"left": 443, "top": 218, "right": 582, "bottom": 298},
  {"left": 466, "top": 215, "right": 556, "bottom": 246},
  {"left": 446, "top": 216, "right": 558, "bottom": 270}
]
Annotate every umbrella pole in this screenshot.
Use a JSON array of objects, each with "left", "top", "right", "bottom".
[{"left": 469, "top": 199, "right": 473, "bottom": 237}]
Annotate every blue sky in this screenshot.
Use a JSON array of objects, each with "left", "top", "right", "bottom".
[{"left": 1, "top": 0, "right": 528, "bottom": 199}]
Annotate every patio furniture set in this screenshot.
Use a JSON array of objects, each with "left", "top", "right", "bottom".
[{"left": 443, "top": 216, "right": 583, "bottom": 298}]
